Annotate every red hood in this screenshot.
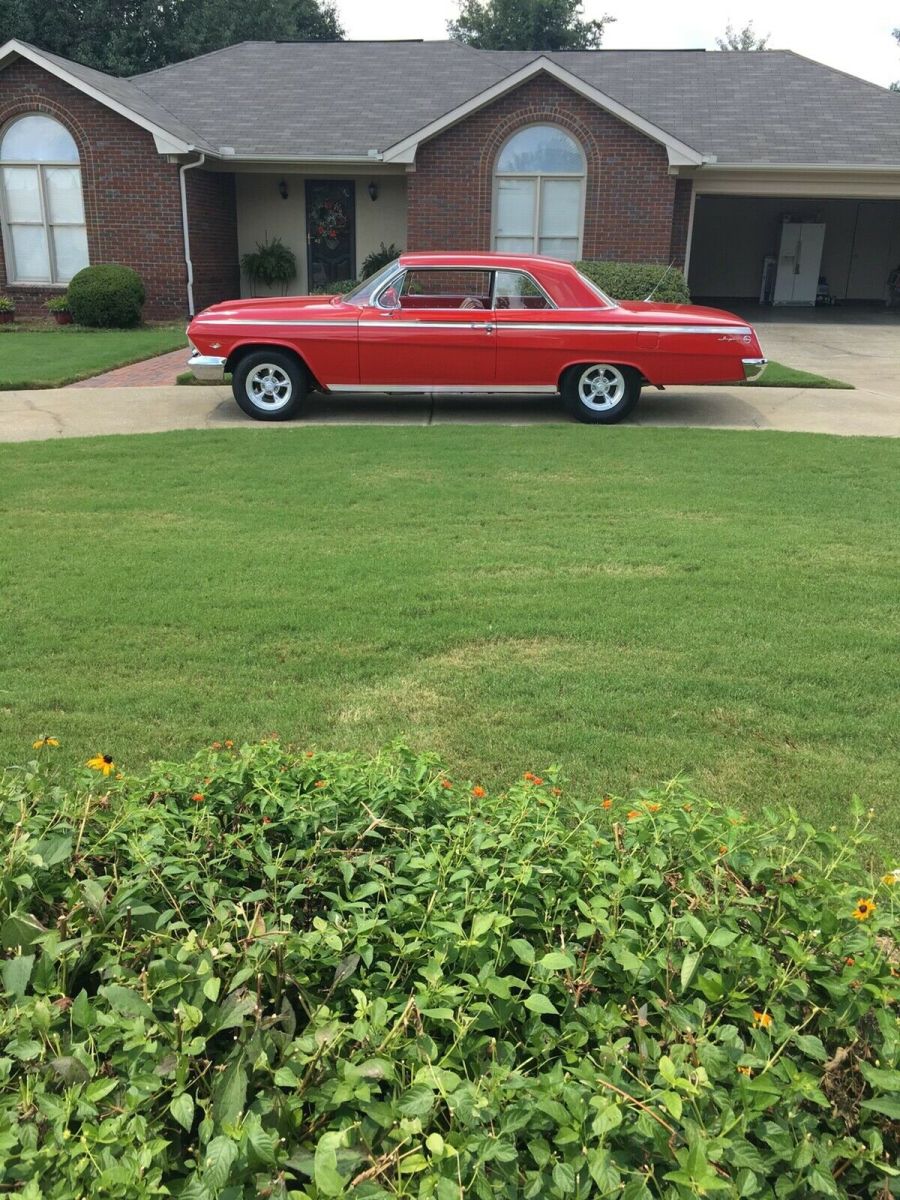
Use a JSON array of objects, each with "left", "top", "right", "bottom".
[{"left": 193, "top": 294, "right": 337, "bottom": 320}]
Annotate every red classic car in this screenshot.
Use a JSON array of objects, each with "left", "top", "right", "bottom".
[{"left": 186, "top": 252, "right": 766, "bottom": 424}]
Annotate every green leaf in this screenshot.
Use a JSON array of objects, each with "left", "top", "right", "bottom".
[
  {"left": 539, "top": 951, "right": 575, "bottom": 971},
  {"left": 170, "top": 1091, "right": 195, "bottom": 1131},
  {"left": 524, "top": 992, "right": 559, "bottom": 1016},
  {"left": 552, "top": 1160, "right": 576, "bottom": 1193},
  {"left": 332, "top": 952, "right": 360, "bottom": 988},
  {"left": 0, "top": 912, "right": 46, "bottom": 950},
  {"left": 793, "top": 1034, "right": 827, "bottom": 1061},
  {"left": 858, "top": 1062, "right": 900, "bottom": 1089},
  {"left": 1, "top": 953, "right": 34, "bottom": 998},
  {"left": 398, "top": 1083, "right": 436, "bottom": 1118},
  {"left": 71, "top": 989, "right": 94, "bottom": 1029},
  {"left": 214, "top": 989, "right": 257, "bottom": 1032},
  {"left": 49, "top": 1056, "right": 90, "bottom": 1085},
  {"left": 861, "top": 1096, "right": 900, "bottom": 1119},
  {"left": 661, "top": 1090, "right": 683, "bottom": 1120},
  {"left": 508, "top": 938, "right": 535, "bottom": 964},
  {"left": 707, "top": 928, "right": 738, "bottom": 949},
  {"left": 202, "top": 976, "right": 221, "bottom": 1003},
  {"left": 203, "top": 1135, "right": 238, "bottom": 1190},
  {"left": 680, "top": 951, "right": 700, "bottom": 992},
  {"left": 213, "top": 1058, "right": 247, "bottom": 1128},
  {"left": 470, "top": 911, "right": 495, "bottom": 941},
  {"left": 314, "top": 1131, "right": 346, "bottom": 1197},
  {"left": 99, "top": 984, "right": 153, "bottom": 1020}
]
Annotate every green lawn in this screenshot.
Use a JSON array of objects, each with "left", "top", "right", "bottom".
[
  {"left": 743, "top": 360, "right": 852, "bottom": 389},
  {"left": 0, "top": 426, "right": 896, "bottom": 850},
  {"left": 0, "top": 325, "right": 187, "bottom": 388}
]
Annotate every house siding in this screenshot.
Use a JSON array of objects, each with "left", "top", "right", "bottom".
[{"left": 407, "top": 74, "right": 686, "bottom": 265}]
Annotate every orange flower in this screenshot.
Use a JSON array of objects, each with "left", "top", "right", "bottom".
[
  {"left": 844, "top": 956, "right": 855, "bottom": 966},
  {"left": 532, "top": 777, "right": 544, "bottom": 786},
  {"left": 601, "top": 798, "right": 613, "bottom": 810},
  {"left": 211, "top": 741, "right": 222, "bottom": 750},
  {"left": 737, "top": 1065, "right": 752, "bottom": 1077},
  {"left": 647, "top": 803, "right": 660, "bottom": 813},
  {"left": 682, "top": 803, "right": 692, "bottom": 812},
  {"left": 441, "top": 779, "right": 453, "bottom": 790},
  {"left": 627, "top": 810, "right": 641, "bottom": 821},
  {"left": 852, "top": 898, "right": 876, "bottom": 921},
  {"left": 551, "top": 787, "right": 562, "bottom": 796},
  {"left": 719, "top": 845, "right": 728, "bottom": 855},
  {"left": 752, "top": 1010, "right": 773, "bottom": 1029},
  {"left": 471, "top": 785, "right": 486, "bottom": 798},
  {"left": 192, "top": 792, "right": 204, "bottom": 803},
  {"left": 224, "top": 739, "right": 234, "bottom": 749},
  {"left": 305, "top": 751, "right": 315, "bottom": 758},
  {"left": 314, "top": 780, "right": 327, "bottom": 789},
  {"left": 523, "top": 772, "right": 535, "bottom": 781},
  {"left": 262, "top": 816, "right": 271, "bottom": 825}
]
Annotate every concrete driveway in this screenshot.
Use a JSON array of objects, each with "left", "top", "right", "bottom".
[{"left": 1, "top": 310, "right": 898, "bottom": 442}]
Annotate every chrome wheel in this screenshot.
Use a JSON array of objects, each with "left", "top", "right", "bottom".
[
  {"left": 577, "top": 364, "right": 627, "bottom": 412},
  {"left": 246, "top": 363, "right": 293, "bottom": 412}
]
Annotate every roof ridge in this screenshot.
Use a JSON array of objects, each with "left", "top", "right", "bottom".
[
  {"left": 132, "top": 40, "right": 258, "bottom": 82},
  {"left": 776, "top": 48, "right": 900, "bottom": 97}
]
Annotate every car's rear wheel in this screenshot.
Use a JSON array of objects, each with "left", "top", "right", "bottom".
[
  {"left": 232, "top": 350, "right": 307, "bottom": 421},
  {"left": 563, "top": 363, "right": 640, "bottom": 424}
]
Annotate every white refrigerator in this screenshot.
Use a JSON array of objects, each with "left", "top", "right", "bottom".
[{"left": 773, "top": 220, "right": 826, "bottom": 306}]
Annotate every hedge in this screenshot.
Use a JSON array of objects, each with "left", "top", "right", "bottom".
[
  {"left": 576, "top": 260, "right": 692, "bottom": 305},
  {"left": 67, "top": 264, "right": 146, "bottom": 328},
  {"left": 1, "top": 741, "right": 897, "bottom": 1198}
]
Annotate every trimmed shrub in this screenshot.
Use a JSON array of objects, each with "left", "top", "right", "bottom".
[
  {"left": 361, "top": 241, "right": 402, "bottom": 278},
  {"left": 67, "top": 264, "right": 146, "bottom": 328},
  {"left": 577, "top": 259, "right": 691, "bottom": 304},
  {"left": 1, "top": 741, "right": 897, "bottom": 1197},
  {"left": 310, "top": 278, "right": 358, "bottom": 295}
]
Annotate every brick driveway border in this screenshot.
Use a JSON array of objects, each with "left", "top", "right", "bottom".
[{"left": 65, "top": 348, "right": 188, "bottom": 388}]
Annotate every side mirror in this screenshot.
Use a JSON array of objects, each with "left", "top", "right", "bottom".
[{"left": 380, "top": 286, "right": 400, "bottom": 310}]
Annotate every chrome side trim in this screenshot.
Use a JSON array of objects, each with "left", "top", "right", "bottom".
[
  {"left": 194, "top": 318, "right": 357, "bottom": 327},
  {"left": 742, "top": 357, "right": 768, "bottom": 382},
  {"left": 327, "top": 384, "right": 558, "bottom": 395},
  {"left": 188, "top": 352, "right": 226, "bottom": 382},
  {"left": 356, "top": 320, "right": 753, "bottom": 336}
]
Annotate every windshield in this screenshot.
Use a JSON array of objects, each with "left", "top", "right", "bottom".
[
  {"left": 576, "top": 270, "right": 616, "bottom": 308},
  {"left": 339, "top": 260, "right": 401, "bottom": 306}
]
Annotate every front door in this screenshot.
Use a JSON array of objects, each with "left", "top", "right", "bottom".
[{"left": 306, "top": 180, "right": 355, "bottom": 290}]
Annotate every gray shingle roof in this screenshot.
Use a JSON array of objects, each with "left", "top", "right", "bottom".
[
  {"left": 10, "top": 39, "right": 900, "bottom": 166},
  {"left": 22, "top": 43, "right": 216, "bottom": 152}
]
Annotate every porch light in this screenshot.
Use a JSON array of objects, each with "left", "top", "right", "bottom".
[
  {"left": 278, "top": 178, "right": 289, "bottom": 200},
  {"left": 367, "top": 181, "right": 379, "bottom": 202}
]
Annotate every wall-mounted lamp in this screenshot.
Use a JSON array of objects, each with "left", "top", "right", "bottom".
[
  {"left": 278, "top": 178, "right": 289, "bottom": 200},
  {"left": 367, "top": 181, "right": 379, "bottom": 202}
]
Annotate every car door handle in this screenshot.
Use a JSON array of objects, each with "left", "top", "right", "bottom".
[{"left": 471, "top": 323, "right": 495, "bottom": 332}]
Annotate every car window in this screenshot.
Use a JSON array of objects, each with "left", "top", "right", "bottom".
[
  {"left": 493, "top": 270, "right": 553, "bottom": 310},
  {"left": 397, "top": 269, "right": 493, "bottom": 309},
  {"left": 342, "top": 261, "right": 400, "bottom": 305}
]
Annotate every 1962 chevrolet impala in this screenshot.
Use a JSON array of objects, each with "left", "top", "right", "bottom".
[{"left": 186, "top": 252, "right": 766, "bottom": 424}]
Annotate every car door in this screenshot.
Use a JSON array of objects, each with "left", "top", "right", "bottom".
[
  {"left": 358, "top": 267, "right": 496, "bottom": 389},
  {"left": 490, "top": 268, "right": 573, "bottom": 388}
]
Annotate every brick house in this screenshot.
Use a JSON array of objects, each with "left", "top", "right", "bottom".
[{"left": 2, "top": 37, "right": 899, "bottom": 318}]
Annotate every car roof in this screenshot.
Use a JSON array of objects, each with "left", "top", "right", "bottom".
[{"left": 397, "top": 251, "right": 572, "bottom": 272}]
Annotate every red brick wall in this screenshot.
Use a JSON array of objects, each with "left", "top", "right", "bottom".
[
  {"left": 185, "top": 168, "right": 240, "bottom": 311},
  {"left": 407, "top": 74, "right": 687, "bottom": 265},
  {"left": 0, "top": 59, "right": 239, "bottom": 319},
  {"left": 669, "top": 178, "right": 693, "bottom": 266}
]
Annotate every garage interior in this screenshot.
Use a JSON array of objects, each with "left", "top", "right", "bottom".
[{"left": 688, "top": 196, "right": 900, "bottom": 305}]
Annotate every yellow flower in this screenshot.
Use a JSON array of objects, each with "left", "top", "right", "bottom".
[
  {"left": 752, "top": 1010, "right": 773, "bottom": 1029},
  {"left": 86, "top": 753, "right": 115, "bottom": 775},
  {"left": 851, "top": 898, "right": 877, "bottom": 921},
  {"left": 737, "top": 1065, "right": 753, "bottom": 1077},
  {"left": 882, "top": 872, "right": 899, "bottom": 887},
  {"left": 32, "top": 736, "right": 59, "bottom": 749}
]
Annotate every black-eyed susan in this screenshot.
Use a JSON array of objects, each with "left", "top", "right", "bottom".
[
  {"left": 752, "top": 1010, "right": 773, "bottom": 1029},
  {"left": 851, "top": 898, "right": 877, "bottom": 921},
  {"left": 86, "top": 754, "right": 115, "bottom": 775},
  {"left": 881, "top": 872, "right": 898, "bottom": 887},
  {"left": 33, "top": 736, "right": 59, "bottom": 749}
]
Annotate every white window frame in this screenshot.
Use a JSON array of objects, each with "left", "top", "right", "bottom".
[
  {"left": 491, "top": 123, "right": 586, "bottom": 260},
  {"left": 0, "top": 116, "right": 88, "bottom": 286}
]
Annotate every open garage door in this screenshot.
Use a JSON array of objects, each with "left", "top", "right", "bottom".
[{"left": 688, "top": 196, "right": 900, "bottom": 304}]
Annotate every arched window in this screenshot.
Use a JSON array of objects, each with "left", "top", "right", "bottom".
[
  {"left": 493, "top": 125, "right": 585, "bottom": 260},
  {"left": 0, "top": 114, "right": 89, "bottom": 284}
]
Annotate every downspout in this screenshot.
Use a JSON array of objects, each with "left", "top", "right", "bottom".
[{"left": 179, "top": 152, "right": 205, "bottom": 316}]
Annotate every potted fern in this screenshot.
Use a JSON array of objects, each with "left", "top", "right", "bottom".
[
  {"left": 45, "top": 295, "right": 73, "bottom": 325},
  {"left": 0, "top": 295, "right": 14, "bottom": 324},
  {"left": 240, "top": 234, "right": 297, "bottom": 296}
]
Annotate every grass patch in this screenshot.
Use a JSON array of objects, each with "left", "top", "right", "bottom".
[
  {"left": 0, "top": 425, "right": 897, "bottom": 850},
  {"left": 742, "top": 360, "right": 852, "bottom": 389},
  {"left": 0, "top": 325, "right": 187, "bottom": 388}
]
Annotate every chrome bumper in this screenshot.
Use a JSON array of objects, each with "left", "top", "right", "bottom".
[
  {"left": 742, "top": 357, "right": 768, "bottom": 382},
  {"left": 188, "top": 351, "right": 227, "bottom": 382}
]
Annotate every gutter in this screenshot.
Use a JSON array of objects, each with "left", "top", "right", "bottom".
[{"left": 179, "top": 152, "right": 205, "bottom": 316}]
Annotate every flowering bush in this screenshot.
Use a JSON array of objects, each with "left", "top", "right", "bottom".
[{"left": 0, "top": 742, "right": 897, "bottom": 1198}]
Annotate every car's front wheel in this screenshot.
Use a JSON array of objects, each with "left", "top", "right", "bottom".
[
  {"left": 232, "top": 350, "right": 307, "bottom": 421},
  {"left": 563, "top": 363, "right": 640, "bottom": 424}
]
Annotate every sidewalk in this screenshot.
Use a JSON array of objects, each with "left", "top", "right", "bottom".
[
  {"left": 65, "top": 347, "right": 188, "bottom": 388},
  {"left": 1, "top": 382, "right": 898, "bottom": 442}
]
